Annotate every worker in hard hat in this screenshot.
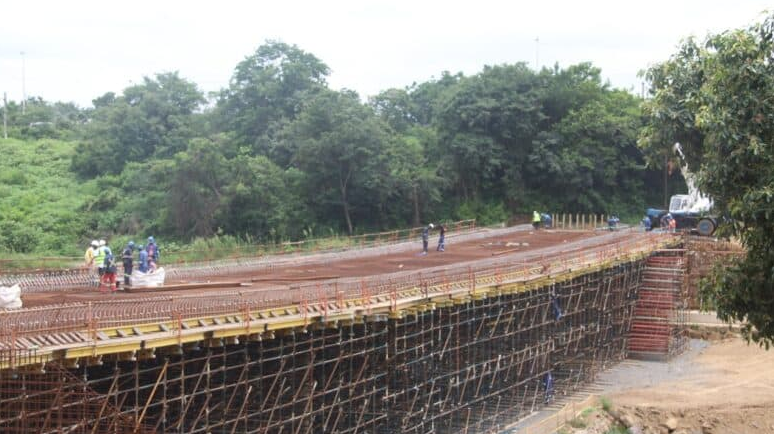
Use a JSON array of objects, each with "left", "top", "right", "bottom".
[
  {"left": 84, "top": 240, "right": 98, "bottom": 267},
  {"left": 121, "top": 241, "right": 135, "bottom": 286},
  {"left": 541, "top": 213, "right": 553, "bottom": 229},
  {"left": 146, "top": 236, "right": 159, "bottom": 268},
  {"left": 138, "top": 244, "right": 149, "bottom": 273},
  {"left": 532, "top": 211, "right": 541, "bottom": 230},
  {"left": 100, "top": 246, "right": 118, "bottom": 293},
  {"left": 421, "top": 223, "right": 434, "bottom": 255},
  {"left": 94, "top": 239, "right": 107, "bottom": 278}
]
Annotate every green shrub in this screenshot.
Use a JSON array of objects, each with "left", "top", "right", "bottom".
[{"left": 600, "top": 396, "right": 612, "bottom": 412}]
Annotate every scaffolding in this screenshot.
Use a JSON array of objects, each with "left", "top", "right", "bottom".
[
  {"left": 0, "top": 260, "right": 645, "bottom": 434},
  {"left": 628, "top": 250, "right": 688, "bottom": 359}
]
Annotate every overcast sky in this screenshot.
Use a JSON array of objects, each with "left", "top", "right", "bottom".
[{"left": 0, "top": 0, "right": 770, "bottom": 107}]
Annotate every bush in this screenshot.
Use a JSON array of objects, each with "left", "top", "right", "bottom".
[
  {"left": 0, "top": 221, "right": 40, "bottom": 253},
  {"left": 455, "top": 200, "right": 509, "bottom": 226}
]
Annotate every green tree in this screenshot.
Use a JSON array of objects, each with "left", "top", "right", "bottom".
[
  {"left": 529, "top": 91, "right": 650, "bottom": 214},
  {"left": 640, "top": 14, "right": 774, "bottom": 346},
  {"left": 166, "top": 138, "right": 230, "bottom": 238},
  {"left": 435, "top": 64, "right": 544, "bottom": 206},
  {"left": 72, "top": 72, "right": 204, "bottom": 177},
  {"left": 385, "top": 126, "right": 445, "bottom": 225},
  {"left": 222, "top": 151, "right": 304, "bottom": 241},
  {"left": 216, "top": 41, "right": 330, "bottom": 159},
  {"left": 283, "top": 89, "right": 390, "bottom": 234}
]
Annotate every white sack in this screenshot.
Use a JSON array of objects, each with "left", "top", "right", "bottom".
[
  {"left": 130, "top": 267, "right": 166, "bottom": 288},
  {"left": 0, "top": 284, "right": 22, "bottom": 309}
]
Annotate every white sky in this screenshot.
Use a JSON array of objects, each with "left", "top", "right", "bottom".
[{"left": 0, "top": 0, "right": 770, "bottom": 107}]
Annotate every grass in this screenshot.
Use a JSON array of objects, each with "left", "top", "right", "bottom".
[
  {"left": 0, "top": 138, "right": 96, "bottom": 255},
  {"left": 600, "top": 396, "right": 612, "bottom": 412},
  {"left": 579, "top": 406, "right": 595, "bottom": 418},
  {"left": 604, "top": 425, "right": 628, "bottom": 434},
  {"left": 567, "top": 416, "right": 587, "bottom": 429}
]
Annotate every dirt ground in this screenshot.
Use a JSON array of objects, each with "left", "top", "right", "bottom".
[
  {"left": 562, "top": 334, "right": 774, "bottom": 434},
  {"left": 20, "top": 228, "right": 599, "bottom": 308}
]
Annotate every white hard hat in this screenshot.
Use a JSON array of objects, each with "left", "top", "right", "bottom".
[
  {"left": 429, "top": 223, "right": 434, "bottom": 228},
  {"left": 91, "top": 240, "right": 98, "bottom": 247},
  {"left": 99, "top": 239, "right": 106, "bottom": 246}
]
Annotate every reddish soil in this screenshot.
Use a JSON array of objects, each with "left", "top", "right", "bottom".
[{"left": 20, "top": 229, "right": 599, "bottom": 308}]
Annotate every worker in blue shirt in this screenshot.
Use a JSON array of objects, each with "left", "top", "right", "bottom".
[
  {"left": 641, "top": 216, "right": 652, "bottom": 231},
  {"left": 541, "top": 213, "right": 552, "bottom": 229},
  {"left": 138, "top": 244, "right": 149, "bottom": 273}
]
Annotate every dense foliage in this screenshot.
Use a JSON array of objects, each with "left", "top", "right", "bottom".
[
  {"left": 1, "top": 41, "right": 669, "bottom": 256},
  {"left": 640, "top": 14, "right": 774, "bottom": 346}
]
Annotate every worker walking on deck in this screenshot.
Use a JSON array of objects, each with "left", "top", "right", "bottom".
[
  {"left": 532, "top": 211, "right": 541, "bottom": 230},
  {"left": 436, "top": 224, "right": 446, "bottom": 252},
  {"left": 121, "top": 241, "right": 135, "bottom": 286},
  {"left": 421, "top": 223, "right": 434, "bottom": 255}
]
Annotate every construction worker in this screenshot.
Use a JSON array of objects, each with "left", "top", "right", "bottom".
[
  {"left": 436, "top": 224, "right": 446, "bottom": 252},
  {"left": 94, "top": 240, "right": 107, "bottom": 277},
  {"left": 138, "top": 244, "right": 149, "bottom": 273},
  {"left": 607, "top": 215, "right": 620, "bottom": 231},
  {"left": 641, "top": 215, "right": 652, "bottom": 231},
  {"left": 84, "top": 240, "right": 98, "bottom": 267},
  {"left": 532, "top": 211, "right": 541, "bottom": 230},
  {"left": 421, "top": 223, "right": 434, "bottom": 255},
  {"left": 543, "top": 372, "right": 555, "bottom": 403},
  {"left": 668, "top": 215, "right": 677, "bottom": 233},
  {"left": 121, "top": 241, "right": 135, "bottom": 286},
  {"left": 100, "top": 247, "right": 118, "bottom": 292},
  {"left": 660, "top": 213, "right": 673, "bottom": 232},
  {"left": 146, "top": 236, "right": 159, "bottom": 267},
  {"left": 541, "top": 213, "right": 553, "bottom": 229}
]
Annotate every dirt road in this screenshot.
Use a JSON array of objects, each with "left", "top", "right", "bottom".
[{"left": 562, "top": 335, "right": 774, "bottom": 434}]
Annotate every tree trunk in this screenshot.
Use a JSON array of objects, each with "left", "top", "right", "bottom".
[
  {"left": 342, "top": 200, "right": 353, "bottom": 235},
  {"left": 339, "top": 179, "right": 353, "bottom": 235},
  {"left": 412, "top": 184, "right": 420, "bottom": 226},
  {"left": 339, "top": 165, "right": 354, "bottom": 235}
]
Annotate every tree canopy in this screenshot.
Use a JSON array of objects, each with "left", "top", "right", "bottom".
[
  {"left": 640, "top": 13, "right": 774, "bottom": 347},
  {"left": 1, "top": 40, "right": 669, "bottom": 257}
]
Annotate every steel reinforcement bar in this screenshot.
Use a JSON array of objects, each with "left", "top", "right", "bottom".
[
  {"left": 0, "top": 232, "right": 675, "bottom": 359},
  {"left": 0, "top": 258, "right": 645, "bottom": 434},
  {"left": 0, "top": 220, "right": 481, "bottom": 292}
]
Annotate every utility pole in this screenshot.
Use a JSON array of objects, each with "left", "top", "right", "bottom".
[
  {"left": 2, "top": 92, "right": 7, "bottom": 139},
  {"left": 534, "top": 37, "right": 539, "bottom": 70},
  {"left": 20, "top": 51, "right": 26, "bottom": 114}
]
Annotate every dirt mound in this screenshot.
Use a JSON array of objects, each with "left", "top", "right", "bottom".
[
  {"left": 685, "top": 326, "right": 738, "bottom": 342},
  {"left": 611, "top": 404, "right": 774, "bottom": 434},
  {"left": 561, "top": 338, "right": 774, "bottom": 434}
]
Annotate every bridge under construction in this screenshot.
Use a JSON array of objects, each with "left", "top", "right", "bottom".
[{"left": 0, "top": 224, "right": 720, "bottom": 434}]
